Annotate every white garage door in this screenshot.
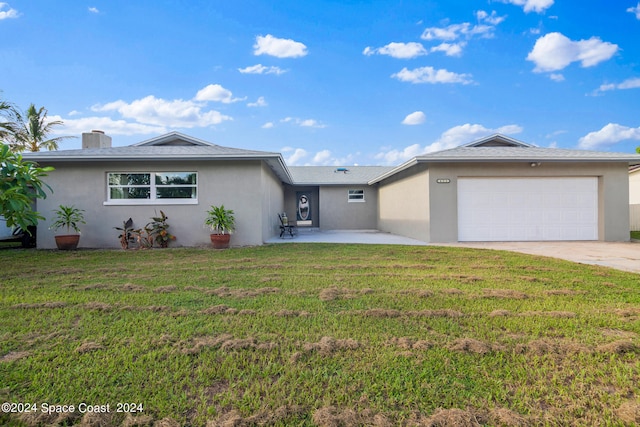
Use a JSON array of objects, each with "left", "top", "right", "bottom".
[{"left": 458, "top": 177, "right": 598, "bottom": 241}]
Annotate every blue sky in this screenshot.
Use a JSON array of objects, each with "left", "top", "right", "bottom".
[{"left": 1, "top": 0, "right": 640, "bottom": 165}]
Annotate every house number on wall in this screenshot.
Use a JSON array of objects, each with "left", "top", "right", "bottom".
[{"left": 436, "top": 179, "right": 451, "bottom": 184}]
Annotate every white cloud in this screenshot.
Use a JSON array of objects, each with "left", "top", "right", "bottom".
[
  {"left": 253, "top": 34, "right": 308, "bottom": 58},
  {"left": 527, "top": 32, "right": 618, "bottom": 72},
  {"left": 363, "top": 42, "right": 428, "bottom": 59},
  {"left": 238, "top": 64, "right": 287, "bottom": 75},
  {"left": 419, "top": 12, "right": 503, "bottom": 56},
  {"left": 261, "top": 122, "right": 274, "bottom": 129},
  {"left": 88, "top": 7, "right": 99, "bottom": 13},
  {"left": 194, "top": 84, "right": 245, "bottom": 103},
  {"left": 280, "top": 117, "right": 326, "bottom": 128},
  {"left": 0, "top": 2, "right": 19, "bottom": 19},
  {"left": 50, "top": 115, "right": 166, "bottom": 136},
  {"left": 627, "top": 2, "right": 640, "bottom": 19},
  {"left": 549, "top": 73, "right": 565, "bottom": 82},
  {"left": 247, "top": 96, "right": 267, "bottom": 107},
  {"left": 313, "top": 150, "right": 332, "bottom": 164},
  {"left": 595, "top": 77, "right": 640, "bottom": 94},
  {"left": 375, "top": 123, "right": 522, "bottom": 164},
  {"left": 402, "top": 111, "right": 426, "bottom": 125},
  {"left": 430, "top": 42, "right": 466, "bottom": 57},
  {"left": 500, "top": 0, "right": 554, "bottom": 13},
  {"left": 283, "top": 147, "right": 308, "bottom": 165},
  {"left": 392, "top": 66, "right": 473, "bottom": 84},
  {"left": 476, "top": 10, "right": 506, "bottom": 25},
  {"left": 578, "top": 123, "right": 640, "bottom": 149}
]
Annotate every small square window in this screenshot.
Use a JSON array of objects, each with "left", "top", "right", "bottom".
[{"left": 348, "top": 189, "right": 365, "bottom": 202}]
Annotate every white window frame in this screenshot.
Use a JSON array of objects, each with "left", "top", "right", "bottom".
[
  {"left": 348, "top": 189, "right": 365, "bottom": 202},
  {"left": 104, "top": 172, "right": 198, "bottom": 205}
]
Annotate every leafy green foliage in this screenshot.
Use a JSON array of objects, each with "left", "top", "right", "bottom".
[
  {"left": 0, "top": 143, "right": 53, "bottom": 232},
  {"left": 50, "top": 205, "right": 86, "bottom": 234},
  {"left": 205, "top": 204, "right": 235, "bottom": 234}
]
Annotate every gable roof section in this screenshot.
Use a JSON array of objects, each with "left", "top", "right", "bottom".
[
  {"left": 370, "top": 134, "right": 640, "bottom": 184},
  {"left": 289, "top": 166, "right": 395, "bottom": 185}
]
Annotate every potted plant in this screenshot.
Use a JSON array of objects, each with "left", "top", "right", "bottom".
[
  {"left": 51, "top": 205, "right": 86, "bottom": 250},
  {"left": 205, "top": 204, "right": 235, "bottom": 249}
]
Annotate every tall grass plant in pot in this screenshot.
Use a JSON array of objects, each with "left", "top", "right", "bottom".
[
  {"left": 51, "top": 205, "right": 85, "bottom": 250},
  {"left": 205, "top": 205, "right": 235, "bottom": 249}
]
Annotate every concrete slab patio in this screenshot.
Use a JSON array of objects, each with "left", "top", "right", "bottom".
[{"left": 265, "top": 230, "right": 640, "bottom": 274}]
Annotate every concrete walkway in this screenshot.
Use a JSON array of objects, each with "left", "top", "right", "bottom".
[{"left": 266, "top": 229, "right": 640, "bottom": 274}]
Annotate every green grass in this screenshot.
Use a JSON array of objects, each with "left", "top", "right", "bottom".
[
  {"left": 1, "top": 244, "right": 639, "bottom": 426},
  {"left": 632, "top": 230, "right": 640, "bottom": 240}
]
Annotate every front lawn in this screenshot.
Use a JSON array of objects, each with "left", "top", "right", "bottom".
[{"left": 1, "top": 244, "right": 638, "bottom": 426}]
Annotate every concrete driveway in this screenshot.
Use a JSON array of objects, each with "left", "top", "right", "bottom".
[
  {"left": 266, "top": 230, "right": 640, "bottom": 274},
  {"left": 441, "top": 241, "right": 640, "bottom": 274}
]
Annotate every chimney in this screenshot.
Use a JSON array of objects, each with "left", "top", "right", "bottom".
[{"left": 82, "top": 130, "right": 112, "bottom": 149}]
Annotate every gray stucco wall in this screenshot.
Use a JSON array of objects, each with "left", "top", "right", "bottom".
[
  {"left": 35, "top": 160, "right": 280, "bottom": 249},
  {"left": 260, "top": 163, "right": 286, "bottom": 242},
  {"left": 318, "top": 186, "right": 378, "bottom": 230},
  {"left": 425, "top": 161, "right": 630, "bottom": 242},
  {"left": 377, "top": 163, "right": 430, "bottom": 241}
]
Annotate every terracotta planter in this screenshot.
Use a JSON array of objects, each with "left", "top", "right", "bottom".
[
  {"left": 55, "top": 234, "right": 80, "bottom": 250},
  {"left": 210, "top": 233, "right": 231, "bottom": 249}
]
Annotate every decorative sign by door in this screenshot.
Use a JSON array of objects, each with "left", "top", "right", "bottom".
[{"left": 296, "top": 192, "right": 312, "bottom": 225}]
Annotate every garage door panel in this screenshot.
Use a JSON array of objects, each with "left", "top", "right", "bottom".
[{"left": 458, "top": 177, "right": 598, "bottom": 241}]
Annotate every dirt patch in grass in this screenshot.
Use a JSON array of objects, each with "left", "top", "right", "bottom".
[
  {"left": 121, "top": 414, "right": 154, "bottom": 426},
  {"left": 488, "top": 407, "right": 529, "bottom": 427},
  {"left": 302, "top": 336, "right": 360, "bottom": 356},
  {"left": 616, "top": 400, "right": 640, "bottom": 424},
  {"left": 312, "top": 406, "right": 391, "bottom": 427},
  {"left": 489, "top": 309, "right": 512, "bottom": 317},
  {"left": 11, "top": 302, "right": 67, "bottom": 309},
  {"left": 600, "top": 329, "right": 638, "bottom": 339},
  {"left": 1, "top": 351, "right": 31, "bottom": 362},
  {"left": 388, "top": 337, "right": 433, "bottom": 351},
  {"left": 347, "top": 309, "right": 464, "bottom": 319},
  {"left": 84, "top": 302, "right": 113, "bottom": 311},
  {"left": 18, "top": 411, "right": 80, "bottom": 427},
  {"left": 201, "top": 305, "right": 256, "bottom": 315},
  {"left": 422, "top": 408, "right": 487, "bottom": 426},
  {"left": 319, "top": 287, "right": 374, "bottom": 301},
  {"left": 614, "top": 308, "right": 640, "bottom": 319},
  {"left": 440, "top": 288, "right": 465, "bottom": 295},
  {"left": 208, "top": 405, "right": 306, "bottom": 427},
  {"left": 180, "top": 334, "right": 277, "bottom": 355},
  {"left": 482, "top": 289, "right": 529, "bottom": 299},
  {"left": 596, "top": 340, "right": 638, "bottom": 354},
  {"left": 120, "top": 283, "right": 145, "bottom": 292},
  {"left": 521, "top": 311, "right": 576, "bottom": 318},
  {"left": 76, "top": 341, "right": 103, "bottom": 354},
  {"left": 77, "top": 411, "right": 115, "bottom": 426},
  {"left": 543, "top": 289, "right": 586, "bottom": 296},
  {"left": 155, "top": 285, "right": 178, "bottom": 293},
  {"left": 275, "top": 309, "right": 311, "bottom": 317},
  {"left": 206, "top": 286, "right": 280, "bottom": 298},
  {"left": 448, "top": 338, "right": 492, "bottom": 355}
]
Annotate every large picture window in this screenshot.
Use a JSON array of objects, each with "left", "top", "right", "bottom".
[{"left": 107, "top": 172, "right": 197, "bottom": 204}]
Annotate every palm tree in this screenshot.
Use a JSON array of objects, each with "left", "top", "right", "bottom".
[
  {"left": 0, "top": 98, "right": 17, "bottom": 144},
  {"left": 11, "top": 103, "right": 73, "bottom": 152}
]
